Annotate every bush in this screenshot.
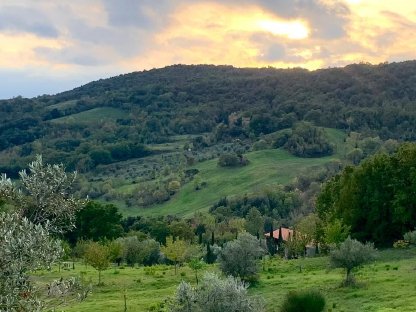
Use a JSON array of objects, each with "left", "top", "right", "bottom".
[
  {"left": 168, "top": 272, "right": 264, "bottom": 312},
  {"left": 280, "top": 290, "right": 326, "bottom": 312},
  {"left": 217, "top": 153, "right": 248, "bottom": 167},
  {"left": 393, "top": 240, "right": 409, "bottom": 249},
  {"left": 403, "top": 229, "right": 416, "bottom": 245},
  {"left": 218, "top": 232, "right": 265, "bottom": 282}
]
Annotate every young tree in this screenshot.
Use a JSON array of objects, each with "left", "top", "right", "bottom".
[
  {"left": 168, "top": 273, "right": 264, "bottom": 312},
  {"left": 84, "top": 242, "right": 110, "bottom": 285},
  {"left": 330, "top": 236, "right": 376, "bottom": 286},
  {"left": 245, "top": 207, "right": 264, "bottom": 237},
  {"left": 218, "top": 232, "right": 265, "bottom": 282},
  {"left": 188, "top": 258, "right": 205, "bottom": 285},
  {"left": 161, "top": 237, "right": 188, "bottom": 274}
]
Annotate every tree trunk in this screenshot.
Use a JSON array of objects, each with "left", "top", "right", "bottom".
[
  {"left": 98, "top": 270, "right": 101, "bottom": 285},
  {"left": 345, "top": 268, "right": 354, "bottom": 286}
]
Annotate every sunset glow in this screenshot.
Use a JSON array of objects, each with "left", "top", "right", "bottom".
[
  {"left": 257, "top": 19, "right": 309, "bottom": 39},
  {"left": 0, "top": 0, "right": 415, "bottom": 98}
]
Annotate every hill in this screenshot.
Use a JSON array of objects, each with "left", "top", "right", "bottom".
[{"left": 0, "top": 61, "right": 415, "bottom": 216}]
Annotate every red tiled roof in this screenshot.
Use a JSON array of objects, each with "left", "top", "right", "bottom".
[{"left": 264, "top": 227, "right": 293, "bottom": 241}]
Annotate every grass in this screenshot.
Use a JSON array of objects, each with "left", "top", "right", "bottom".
[
  {"left": 127, "top": 128, "right": 348, "bottom": 217},
  {"left": 34, "top": 247, "right": 416, "bottom": 312},
  {"left": 46, "top": 100, "right": 78, "bottom": 110},
  {"left": 141, "top": 149, "right": 340, "bottom": 217},
  {"left": 50, "top": 107, "right": 129, "bottom": 124}
]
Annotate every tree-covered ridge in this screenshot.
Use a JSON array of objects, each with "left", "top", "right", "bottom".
[
  {"left": 316, "top": 143, "right": 416, "bottom": 246},
  {"left": 0, "top": 61, "right": 415, "bottom": 176}
]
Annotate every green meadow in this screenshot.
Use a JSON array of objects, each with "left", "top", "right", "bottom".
[
  {"left": 35, "top": 247, "right": 416, "bottom": 312},
  {"left": 50, "top": 107, "right": 129, "bottom": 124},
  {"left": 120, "top": 128, "right": 348, "bottom": 217}
]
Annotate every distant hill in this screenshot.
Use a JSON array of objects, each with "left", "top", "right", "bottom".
[{"left": 0, "top": 61, "right": 415, "bottom": 215}]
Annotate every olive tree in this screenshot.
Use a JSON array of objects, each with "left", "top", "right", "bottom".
[
  {"left": 168, "top": 272, "right": 264, "bottom": 312},
  {"left": 218, "top": 232, "right": 265, "bottom": 282},
  {"left": 330, "top": 236, "right": 376, "bottom": 286},
  {"left": 0, "top": 155, "right": 83, "bottom": 234},
  {"left": 0, "top": 156, "right": 83, "bottom": 311},
  {"left": 0, "top": 212, "right": 62, "bottom": 311}
]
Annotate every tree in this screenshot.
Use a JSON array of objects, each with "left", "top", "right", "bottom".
[
  {"left": 0, "top": 212, "right": 62, "bottom": 311},
  {"left": 161, "top": 237, "right": 188, "bottom": 274},
  {"left": 84, "top": 242, "right": 110, "bottom": 285},
  {"left": 168, "top": 273, "right": 264, "bottom": 312},
  {"left": 330, "top": 236, "right": 376, "bottom": 286},
  {"left": 218, "top": 232, "right": 265, "bottom": 282},
  {"left": 0, "top": 155, "right": 84, "bottom": 234},
  {"left": 245, "top": 207, "right": 264, "bottom": 237},
  {"left": 66, "top": 201, "right": 123, "bottom": 244},
  {"left": 323, "top": 218, "right": 350, "bottom": 246},
  {"left": 138, "top": 238, "right": 161, "bottom": 266},
  {"left": 120, "top": 236, "right": 141, "bottom": 267},
  {"left": 317, "top": 144, "right": 416, "bottom": 246},
  {"left": 188, "top": 258, "right": 205, "bottom": 285},
  {"left": 0, "top": 156, "right": 82, "bottom": 310},
  {"left": 107, "top": 240, "right": 123, "bottom": 266},
  {"left": 296, "top": 214, "right": 321, "bottom": 253}
]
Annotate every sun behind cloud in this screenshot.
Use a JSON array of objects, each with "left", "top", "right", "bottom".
[{"left": 257, "top": 19, "right": 309, "bottom": 39}]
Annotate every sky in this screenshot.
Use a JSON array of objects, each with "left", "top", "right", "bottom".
[{"left": 0, "top": 0, "right": 415, "bottom": 99}]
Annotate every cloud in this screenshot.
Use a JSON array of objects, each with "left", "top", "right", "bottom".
[
  {"left": 0, "top": 0, "right": 415, "bottom": 97},
  {"left": 0, "top": 5, "right": 59, "bottom": 38},
  {"left": 233, "top": 0, "right": 350, "bottom": 39}
]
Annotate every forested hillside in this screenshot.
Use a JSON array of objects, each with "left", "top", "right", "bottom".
[{"left": 0, "top": 61, "right": 415, "bottom": 215}]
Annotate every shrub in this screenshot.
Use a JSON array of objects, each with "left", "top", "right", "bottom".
[
  {"left": 218, "top": 232, "right": 265, "bottom": 282},
  {"left": 280, "top": 290, "right": 326, "bottom": 312},
  {"left": 217, "top": 153, "right": 248, "bottom": 167},
  {"left": 168, "top": 273, "right": 264, "bottom": 312},
  {"left": 403, "top": 229, "right": 416, "bottom": 245},
  {"left": 393, "top": 240, "right": 409, "bottom": 249}
]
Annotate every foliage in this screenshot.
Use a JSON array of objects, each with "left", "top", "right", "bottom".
[
  {"left": 330, "top": 236, "right": 376, "bottom": 286},
  {"left": 188, "top": 259, "right": 205, "bottom": 285},
  {"left": 393, "top": 240, "right": 409, "bottom": 249},
  {"left": 168, "top": 272, "right": 264, "bottom": 312},
  {"left": 138, "top": 239, "right": 161, "bottom": 266},
  {"left": 210, "top": 185, "right": 302, "bottom": 222},
  {"left": 280, "top": 290, "right": 326, "bottom": 312},
  {"left": 285, "top": 122, "right": 334, "bottom": 157},
  {"left": 218, "top": 232, "right": 265, "bottom": 282},
  {"left": 403, "top": 229, "right": 416, "bottom": 245},
  {"left": 245, "top": 207, "right": 264, "bottom": 237},
  {"left": 66, "top": 201, "right": 123, "bottom": 244},
  {"left": 161, "top": 237, "right": 189, "bottom": 274},
  {"left": 83, "top": 242, "right": 110, "bottom": 285},
  {"left": 0, "top": 212, "right": 62, "bottom": 311},
  {"left": 217, "top": 153, "right": 248, "bottom": 167},
  {"left": 0, "top": 155, "right": 84, "bottom": 234},
  {"left": 323, "top": 218, "right": 350, "bottom": 246},
  {"left": 317, "top": 143, "right": 416, "bottom": 246},
  {"left": 119, "top": 236, "right": 141, "bottom": 267}
]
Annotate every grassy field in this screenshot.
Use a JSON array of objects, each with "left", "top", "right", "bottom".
[
  {"left": 50, "top": 107, "right": 129, "bottom": 124},
  {"left": 34, "top": 247, "right": 416, "bottom": 312},
  {"left": 122, "top": 128, "right": 348, "bottom": 217},
  {"left": 138, "top": 149, "right": 339, "bottom": 217}
]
